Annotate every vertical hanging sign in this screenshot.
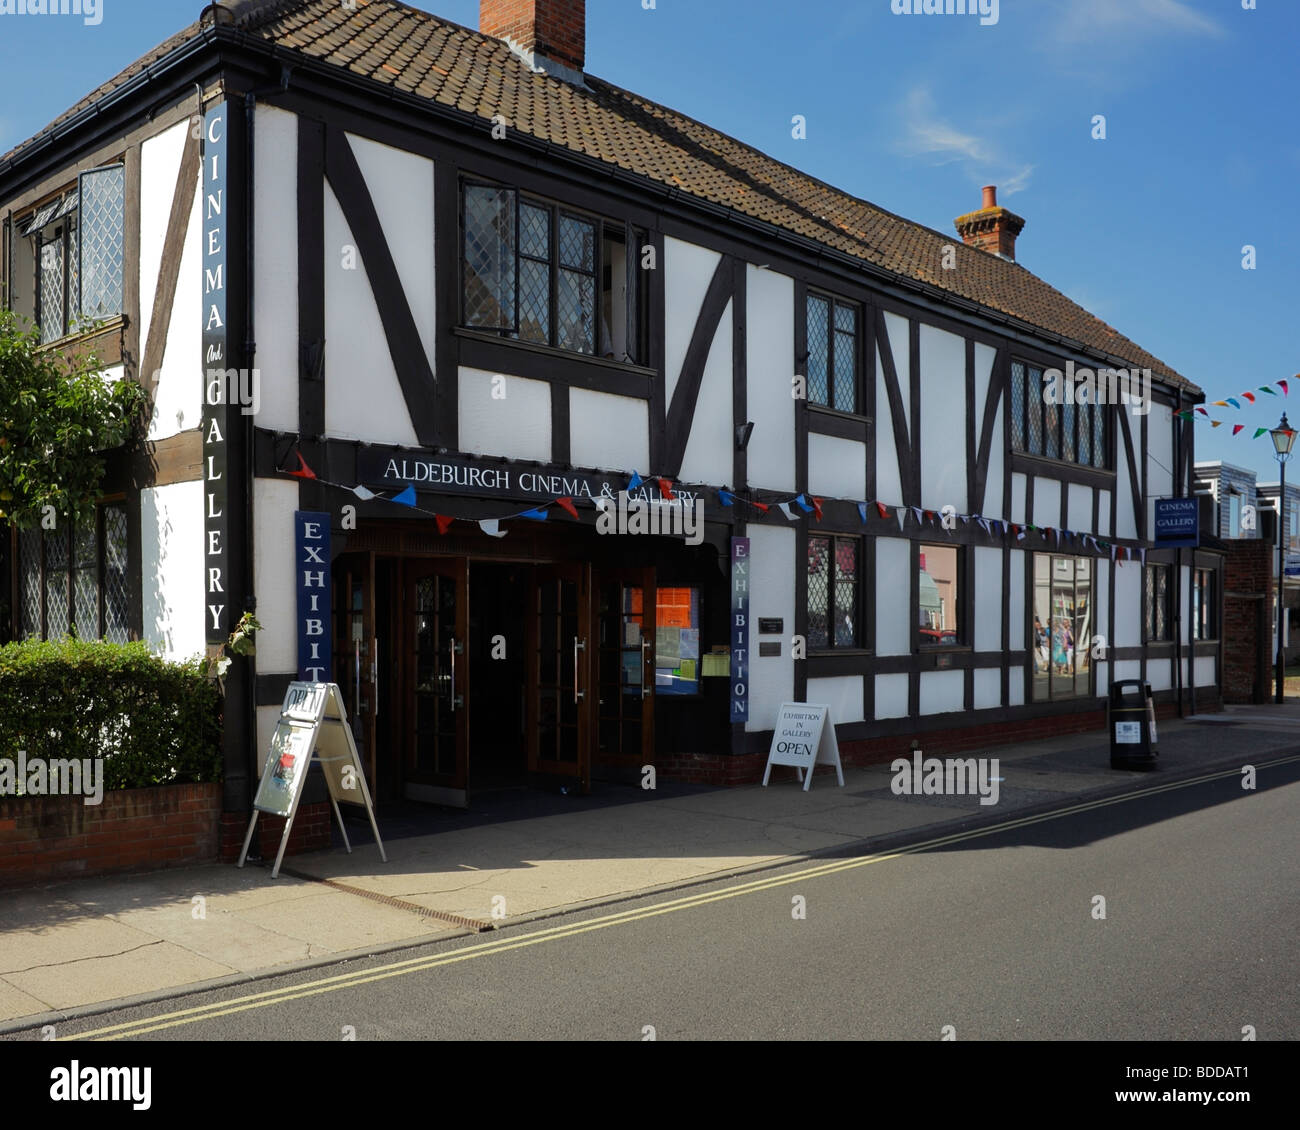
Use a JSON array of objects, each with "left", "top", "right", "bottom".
[
  {"left": 201, "top": 102, "right": 230, "bottom": 644},
  {"left": 731, "top": 537, "right": 750, "bottom": 722},
  {"left": 295, "top": 512, "right": 332, "bottom": 682}
]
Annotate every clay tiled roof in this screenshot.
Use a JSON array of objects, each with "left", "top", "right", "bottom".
[{"left": 2, "top": 0, "right": 1199, "bottom": 393}]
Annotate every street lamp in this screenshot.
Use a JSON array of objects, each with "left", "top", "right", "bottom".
[{"left": 1271, "top": 413, "right": 1296, "bottom": 703}]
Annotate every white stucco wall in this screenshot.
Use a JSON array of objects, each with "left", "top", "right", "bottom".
[
  {"left": 678, "top": 300, "right": 733, "bottom": 487},
  {"left": 875, "top": 537, "right": 911, "bottom": 655},
  {"left": 919, "top": 670, "right": 964, "bottom": 715},
  {"left": 809, "top": 434, "right": 865, "bottom": 503},
  {"left": 253, "top": 478, "right": 300, "bottom": 675},
  {"left": 974, "top": 546, "right": 1002, "bottom": 651},
  {"left": 138, "top": 119, "right": 189, "bottom": 366},
  {"left": 974, "top": 668, "right": 1000, "bottom": 710},
  {"left": 747, "top": 265, "right": 796, "bottom": 493},
  {"left": 140, "top": 480, "right": 204, "bottom": 662},
  {"left": 744, "top": 525, "right": 795, "bottom": 733},
  {"left": 919, "top": 324, "right": 965, "bottom": 511},
  {"left": 1008, "top": 549, "right": 1025, "bottom": 650},
  {"left": 458, "top": 367, "right": 550, "bottom": 462},
  {"left": 663, "top": 237, "right": 720, "bottom": 406},
  {"left": 253, "top": 105, "right": 299, "bottom": 432},
  {"left": 146, "top": 168, "right": 201, "bottom": 442},
  {"left": 568, "top": 389, "right": 648, "bottom": 472},
  {"left": 875, "top": 673, "right": 909, "bottom": 719},
  {"left": 1033, "top": 476, "right": 1061, "bottom": 530},
  {"left": 1069, "top": 483, "right": 1092, "bottom": 534},
  {"left": 807, "top": 676, "right": 864, "bottom": 725}
]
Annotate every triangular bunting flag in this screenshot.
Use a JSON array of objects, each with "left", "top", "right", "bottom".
[
  {"left": 1139, "top": 548, "right": 1147, "bottom": 566},
  {"left": 1195, "top": 407, "right": 1209, "bottom": 415},
  {"left": 811, "top": 497, "right": 823, "bottom": 522},
  {"left": 628, "top": 472, "right": 644, "bottom": 491},
  {"left": 392, "top": 484, "right": 417, "bottom": 507},
  {"left": 1211, "top": 420, "right": 1222, "bottom": 428},
  {"left": 1253, "top": 427, "right": 1268, "bottom": 439},
  {"left": 960, "top": 515, "right": 970, "bottom": 526},
  {"left": 657, "top": 478, "right": 676, "bottom": 501},
  {"left": 479, "top": 519, "right": 508, "bottom": 538},
  {"left": 876, "top": 501, "right": 890, "bottom": 520},
  {"left": 1261, "top": 387, "right": 1277, "bottom": 396},
  {"left": 1226, "top": 398, "right": 1241, "bottom": 409},
  {"left": 1212, "top": 400, "right": 1228, "bottom": 407},
  {"left": 752, "top": 501, "right": 770, "bottom": 512},
  {"left": 896, "top": 509, "right": 907, "bottom": 532},
  {"left": 286, "top": 452, "right": 317, "bottom": 480},
  {"left": 519, "top": 507, "right": 549, "bottom": 521},
  {"left": 435, "top": 515, "right": 455, "bottom": 535},
  {"left": 1177, "top": 410, "right": 1194, "bottom": 421},
  {"left": 1111, "top": 544, "right": 1118, "bottom": 561},
  {"left": 556, "top": 497, "right": 579, "bottom": 520},
  {"left": 594, "top": 497, "right": 613, "bottom": 514},
  {"left": 1280, "top": 379, "right": 1290, "bottom": 396},
  {"left": 1233, "top": 424, "right": 1244, "bottom": 436},
  {"left": 794, "top": 494, "right": 814, "bottom": 514},
  {"left": 857, "top": 502, "right": 869, "bottom": 523},
  {"left": 352, "top": 485, "right": 378, "bottom": 501},
  {"left": 778, "top": 502, "right": 799, "bottom": 521},
  {"left": 1242, "top": 391, "right": 1256, "bottom": 403},
  {"left": 911, "top": 507, "right": 923, "bottom": 524},
  {"left": 718, "top": 490, "right": 735, "bottom": 507}
]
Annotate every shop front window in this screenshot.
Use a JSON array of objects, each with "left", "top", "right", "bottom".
[
  {"left": 1032, "top": 555, "right": 1092, "bottom": 701},
  {"left": 654, "top": 587, "right": 700, "bottom": 695},
  {"left": 918, "top": 544, "right": 962, "bottom": 646}
]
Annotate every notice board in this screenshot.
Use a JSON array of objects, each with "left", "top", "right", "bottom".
[{"left": 761, "top": 702, "right": 845, "bottom": 790}]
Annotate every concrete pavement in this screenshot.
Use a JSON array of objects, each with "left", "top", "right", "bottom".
[{"left": 2, "top": 702, "right": 1297, "bottom": 1033}]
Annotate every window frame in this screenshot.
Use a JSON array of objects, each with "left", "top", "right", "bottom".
[
  {"left": 1010, "top": 357, "right": 1110, "bottom": 470},
  {"left": 806, "top": 533, "right": 863, "bottom": 652},
  {"left": 1192, "top": 567, "right": 1217, "bottom": 641},
  {"left": 916, "top": 542, "right": 968, "bottom": 649},
  {"left": 16, "top": 500, "right": 130, "bottom": 643},
  {"left": 1031, "top": 553, "right": 1095, "bottom": 702},
  {"left": 804, "top": 288, "right": 862, "bottom": 415},
  {"left": 459, "top": 176, "right": 648, "bottom": 365},
  {"left": 1143, "top": 562, "right": 1173, "bottom": 643}
]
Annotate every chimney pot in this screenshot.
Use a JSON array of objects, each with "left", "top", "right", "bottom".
[{"left": 955, "top": 185, "right": 1026, "bottom": 262}]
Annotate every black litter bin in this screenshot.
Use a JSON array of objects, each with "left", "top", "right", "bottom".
[{"left": 1109, "top": 679, "right": 1158, "bottom": 770}]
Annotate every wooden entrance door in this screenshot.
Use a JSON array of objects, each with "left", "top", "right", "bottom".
[
  {"left": 595, "top": 568, "right": 656, "bottom": 770},
  {"left": 527, "top": 562, "right": 594, "bottom": 793},
  {"left": 402, "top": 558, "right": 470, "bottom": 807},
  {"left": 332, "top": 553, "right": 378, "bottom": 793}
]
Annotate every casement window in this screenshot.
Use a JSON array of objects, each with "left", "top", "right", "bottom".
[
  {"left": 1143, "top": 563, "right": 1173, "bottom": 643},
  {"left": 1228, "top": 492, "right": 1243, "bottom": 539},
  {"left": 1032, "top": 554, "right": 1093, "bottom": 701},
  {"left": 9, "top": 165, "right": 125, "bottom": 343},
  {"left": 461, "top": 181, "right": 649, "bottom": 364},
  {"left": 917, "top": 544, "right": 964, "bottom": 646},
  {"left": 807, "top": 535, "right": 860, "bottom": 650},
  {"left": 17, "top": 503, "right": 129, "bottom": 642},
  {"left": 805, "top": 291, "right": 859, "bottom": 413},
  {"left": 1192, "top": 568, "right": 1216, "bottom": 641},
  {"left": 1010, "top": 359, "right": 1108, "bottom": 469}
]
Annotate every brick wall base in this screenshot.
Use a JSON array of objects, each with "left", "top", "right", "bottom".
[{"left": 218, "top": 803, "right": 333, "bottom": 864}]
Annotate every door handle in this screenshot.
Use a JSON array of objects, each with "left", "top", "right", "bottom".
[
  {"left": 641, "top": 637, "right": 652, "bottom": 700},
  {"left": 574, "top": 637, "right": 586, "bottom": 703}
]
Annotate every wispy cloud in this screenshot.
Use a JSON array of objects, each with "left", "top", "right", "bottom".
[
  {"left": 1052, "top": 0, "right": 1224, "bottom": 44},
  {"left": 896, "top": 86, "right": 1034, "bottom": 196}
]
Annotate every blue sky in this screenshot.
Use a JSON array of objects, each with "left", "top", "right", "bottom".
[{"left": 2, "top": 0, "right": 1297, "bottom": 480}]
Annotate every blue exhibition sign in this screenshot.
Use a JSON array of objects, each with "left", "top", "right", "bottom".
[
  {"left": 730, "top": 537, "right": 750, "bottom": 723},
  {"left": 1154, "top": 499, "right": 1199, "bottom": 547},
  {"left": 295, "top": 512, "right": 331, "bottom": 682}
]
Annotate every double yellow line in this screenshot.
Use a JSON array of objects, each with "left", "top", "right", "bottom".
[{"left": 68, "top": 759, "right": 1292, "bottom": 1040}]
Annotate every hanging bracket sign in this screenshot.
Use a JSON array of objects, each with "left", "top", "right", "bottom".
[
  {"left": 761, "top": 702, "right": 845, "bottom": 790},
  {"left": 238, "top": 681, "right": 386, "bottom": 878}
]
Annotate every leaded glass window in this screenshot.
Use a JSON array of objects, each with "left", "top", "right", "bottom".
[
  {"left": 1144, "top": 564, "right": 1171, "bottom": 642},
  {"left": 1027, "top": 366, "right": 1044, "bottom": 455},
  {"left": 1011, "top": 361, "right": 1026, "bottom": 450},
  {"left": 463, "top": 183, "right": 516, "bottom": 331},
  {"left": 833, "top": 304, "right": 857, "bottom": 413},
  {"left": 517, "top": 202, "right": 551, "bottom": 344},
  {"left": 807, "top": 535, "right": 861, "bottom": 650},
  {"left": 39, "top": 229, "right": 67, "bottom": 344},
  {"left": 805, "top": 291, "right": 858, "bottom": 412},
  {"left": 78, "top": 164, "right": 125, "bottom": 322},
  {"left": 557, "top": 214, "right": 596, "bottom": 354},
  {"left": 806, "top": 295, "right": 830, "bottom": 406}
]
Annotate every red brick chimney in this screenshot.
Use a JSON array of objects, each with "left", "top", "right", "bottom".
[
  {"left": 954, "top": 185, "right": 1026, "bottom": 262},
  {"left": 481, "top": 0, "right": 586, "bottom": 77}
]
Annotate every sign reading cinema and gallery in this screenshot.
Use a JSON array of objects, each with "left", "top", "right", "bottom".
[
  {"left": 201, "top": 102, "right": 230, "bottom": 644},
  {"left": 356, "top": 449, "right": 704, "bottom": 507},
  {"left": 1154, "top": 498, "right": 1199, "bottom": 548}
]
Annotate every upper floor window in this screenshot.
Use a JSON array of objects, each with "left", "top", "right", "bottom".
[
  {"left": 9, "top": 164, "right": 125, "bottom": 344},
  {"left": 1010, "top": 359, "right": 1108, "bottom": 469},
  {"left": 461, "top": 180, "right": 648, "bottom": 364},
  {"left": 806, "top": 291, "right": 859, "bottom": 413},
  {"left": 1228, "top": 492, "right": 1243, "bottom": 538}
]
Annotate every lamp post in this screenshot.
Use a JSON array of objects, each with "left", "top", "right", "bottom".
[{"left": 1271, "top": 413, "right": 1296, "bottom": 703}]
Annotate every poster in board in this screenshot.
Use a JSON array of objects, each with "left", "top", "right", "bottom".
[
  {"left": 761, "top": 702, "right": 845, "bottom": 790},
  {"left": 251, "top": 717, "right": 316, "bottom": 817}
]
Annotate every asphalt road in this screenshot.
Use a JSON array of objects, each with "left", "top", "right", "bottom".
[{"left": 28, "top": 759, "right": 1300, "bottom": 1042}]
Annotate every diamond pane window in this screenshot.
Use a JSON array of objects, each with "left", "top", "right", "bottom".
[
  {"left": 39, "top": 232, "right": 66, "bottom": 343},
  {"left": 557, "top": 269, "right": 596, "bottom": 354},
  {"left": 104, "top": 505, "right": 129, "bottom": 643},
  {"left": 806, "top": 295, "right": 830, "bottom": 406},
  {"left": 807, "top": 536, "right": 830, "bottom": 650},
  {"left": 463, "top": 184, "right": 516, "bottom": 330},
  {"left": 74, "top": 521, "right": 99, "bottom": 638},
  {"left": 1027, "top": 368, "right": 1044, "bottom": 454},
  {"left": 519, "top": 203, "right": 550, "bottom": 260},
  {"left": 559, "top": 215, "right": 595, "bottom": 272},
  {"left": 834, "top": 539, "right": 857, "bottom": 647},
  {"left": 1063, "top": 400, "right": 1075, "bottom": 463},
  {"left": 1093, "top": 405, "right": 1106, "bottom": 468},
  {"left": 44, "top": 528, "right": 70, "bottom": 639},
  {"left": 833, "top": 324, "right": 856, "bottom": 413},
  {"left": 20, "top": 530, "right": 41, "bottom": 639},
  {"left": 1078, "top": 403, "right": 1092, "bottom": 465},
  {"left": 1045, "top": 396, "right": 1060, "bottom": 459},
  {"left": 1011, "top": 361, "right": 1026, "bottom": 450},
  {"left": 518, "top": 258, "right": 550, "bottom": 344},
  {"left": 78, "top": 165, "right": 124, "bottom": 321}
]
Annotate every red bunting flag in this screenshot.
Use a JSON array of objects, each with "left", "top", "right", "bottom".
[
  {"left": 556, "top": 497, "right": 580, "bottom": 520},
  {"left": 1195, "top": 407, "right": 1209, "bottom": 416},
  {"left": 812, "top": 497, "right": 823, "bottom": 522},
  {"left": 1242, "top": 391, "right": 1256, "bottom": 403},
  {"left": 751, "top": 501, "right": 770, "bottom": 512},
  {"left": 657, "top": 478, "right": 676, "bottom": 501},
  {"left": 285, "top": 452, "right": 317, "bottom": 479},
  {"left": 1280, "top": 379, "right": 1290, "bottom": 397},
  {"left": 876, "top": 501, "right": 889, "bottom": 519},
  {"left": 1233, "top": 424, "right": 1244, "bottom": 436},
  {"left": 435, "top": 515, "right": 454, "bottom": 535}
]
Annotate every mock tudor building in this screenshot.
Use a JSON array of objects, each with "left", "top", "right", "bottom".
[{"left": 1, "top": 0, "right": 1219, "bottom": 815}]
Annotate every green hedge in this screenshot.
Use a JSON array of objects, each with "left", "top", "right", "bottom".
[{"left": 0, "top": 639, "right": 222, "bottom": 790}]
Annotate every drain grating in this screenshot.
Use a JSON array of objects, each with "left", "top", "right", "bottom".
[{"left": 278, "top": 867, "right": 496, "bottom": 933}]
